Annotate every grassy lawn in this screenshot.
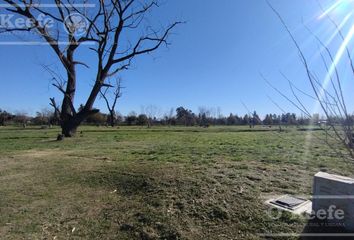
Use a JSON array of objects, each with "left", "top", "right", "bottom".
[{"left": 0, "top": 126, "right": 352, "bottom": 239}]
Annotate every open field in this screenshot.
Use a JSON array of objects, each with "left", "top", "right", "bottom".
[{"left": 0, "top": 126, "right": 352, "bottom": 239}]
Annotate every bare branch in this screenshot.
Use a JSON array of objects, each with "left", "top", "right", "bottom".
[{"left": 49, "top": 97, "right": 61, "bottom": 116}]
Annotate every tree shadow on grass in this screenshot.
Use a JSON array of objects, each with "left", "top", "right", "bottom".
[
  {"left": 2, "top": 136, "right": 52, "bottom": 140},
  {"left": 78, "top": 168, "right": 184, "bottom": 239},
  {"left": 82, "top": 169, "right": 158, "bottom": 197}
]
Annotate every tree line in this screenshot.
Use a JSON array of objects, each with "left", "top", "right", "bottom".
[{"left": 1, "top": 107, "right": 337, "bottom": 128}]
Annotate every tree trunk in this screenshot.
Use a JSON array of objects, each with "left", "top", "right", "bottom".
[
  {"left": 59, "top": 48, "right": 78, "bottom": 137},
  {"left": 60, "top": 113, "right": 84, "bottom": 137},
  {"left": 61, "top": 119, "right": 80, "bottom": 137},
  {"left": 60, "top": 109, "right": 99, "bottom": 137},
  {"left": 110, "top": 110, "right": 115, "bottom": 127}
]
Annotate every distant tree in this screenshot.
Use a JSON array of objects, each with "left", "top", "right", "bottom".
[
  {"left": 100, "top": 78, "right": 123, "bottom": 127},
  {"left": 137, "top": 114, "right": 149, "bottom": 126},
  {"left": 13, "top": 112, "right": 29, "bottom": 127},
  {"left": 142, "top": 105, "right": 160, "bottom": 128},
  {"left": 280, "top": 113, "right": 297, "bottom": 126},
  {"left": 199, "top": 113, "right": 209, "bottom": 127},
  {"left": 252, "top": 111, "right": 262, "bottom": 126},
  {"left": 0, "top": 109, "right": 12, "bottom": 126},
  {"left": 263, "top": 114, "right": 274, "bottom": 125},
  {"left": 198, "top": 107, "right": 212, "bottom": 127},
  {"left": 216, "top": 107, "right": 223, "bottom": 119},
  {"left": 298, "top": 115, "right": 310, "bottom": 125},
  {"left": 115, "top": 112, "right": 124, "bottom": 125},
  {"left": 243, "top": 114, "right": 251, "bottom": 126},
  {"left": 125, "top": 112, "right": 137, "bottom": 126},
  {"left": 176, "top": 107, "right": 196, "bottom": 126},
  {"left": 216, "top": 116, "right": 227, "bottom": 125},
  {"left": 227, "top": 114, "right": 237, "bottom": 125},
  {"left": 273, "top": 114, "right": 281, "bottom": 125},
  {"left": 86, "top": 112, "right": 107, "bottom": 126},
  {"left": 163, "top": 108, "right": 175, "bottom": 126},
  {"left": 33, "top": 109, "right": 54, "bottom": 125}
]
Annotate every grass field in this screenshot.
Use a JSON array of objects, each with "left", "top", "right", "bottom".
[{"left": 0, "top": 125, "right": 352, "bottom": 239}]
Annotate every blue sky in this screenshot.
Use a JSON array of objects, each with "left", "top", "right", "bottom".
[{"left": 0, "top": 0, "right": 353, "bottom": 117}]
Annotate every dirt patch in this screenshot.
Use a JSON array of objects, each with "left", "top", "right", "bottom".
[{"left": 13, "top": 149, "right": 67, "bottom": 158}]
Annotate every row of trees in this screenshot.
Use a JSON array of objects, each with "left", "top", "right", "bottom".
[
  {"left": 0, "top": 109, "right": 58, "bottom": 126},
  {"left": 0, "top": 107, "right": 332, "bottom": 128}
]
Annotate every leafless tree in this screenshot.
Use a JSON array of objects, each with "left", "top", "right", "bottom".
[
  {"left": 99, "top": 77, "right": 123, "bottom": 127},
  {"left": 266, "top": 2, "right": 354, "bottom": 159},
  {"left": 217, "top": 107, "right": 223, "bottom": 119},
  {"left": 141, "top": 105, "right": 160, "bottom": 127},
  {"left": 164, "top": 107, "right": 175, "bottom": 126},
  {"left": 13, "top": 111, "right": 29, "bottom": 127},
  {"left": 198, "top": 106, "right": 212, "bottom": 119},
  {"left": 2, "top": 0, "right": 182, "bottom": 137}
]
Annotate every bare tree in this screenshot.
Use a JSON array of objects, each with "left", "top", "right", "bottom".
[
  {"left": 2, "top": 0, "right": 182, "bottom": 137},
  {"left": 33, "top": 108, "right": 55, "bottom": 125},
  {"left": 198, "top": 107, "right": 212, "bottom": 119},
  {"left": 141, "top": 105, "right": 160, "bottom": 128},
  {"left": 99, "top": 78, "right": 123, "bottom": 127},
  {"left": 165, "top": 107, "right": 175, "bottom": 126},
  {"left": 266, "top": 2, "right": 354, "bottom": 159},
  {"left": 217, "top": 107, "right": 223, "bottom": 119},
  {"left": 13, "top": 111, "right": 29, "bottom": 128}
]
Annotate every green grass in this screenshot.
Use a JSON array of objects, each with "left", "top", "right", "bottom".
[{"left": 0, "top": 125, "right": 352, "bottom": 239}]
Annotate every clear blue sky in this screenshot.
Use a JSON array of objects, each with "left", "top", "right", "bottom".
[{"left": 1, "top": 0, "right": 353, "bottom": 117}]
